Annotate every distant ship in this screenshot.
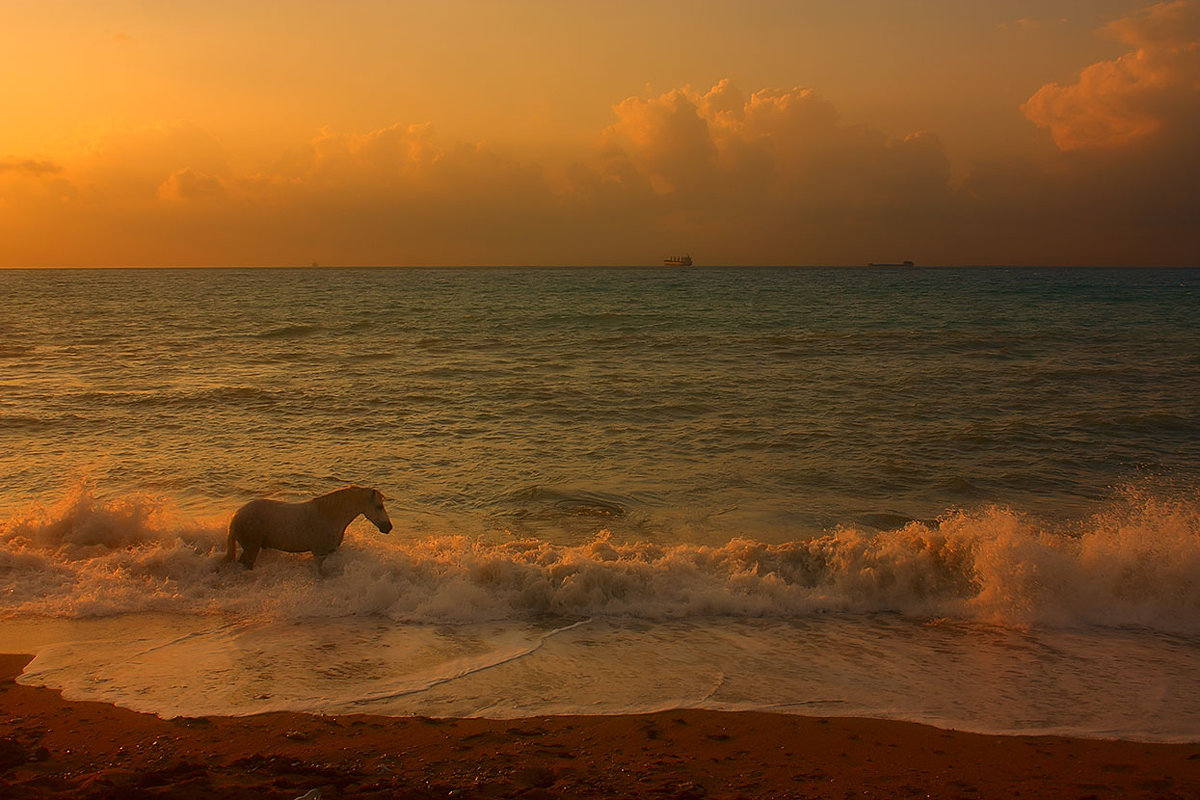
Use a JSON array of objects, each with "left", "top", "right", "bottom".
[
  {"left": 868, "top": 260, "right": 915, "bottom": 267},
  {"left": 663, "top": 254, "right": 693, "bottom": 266}
]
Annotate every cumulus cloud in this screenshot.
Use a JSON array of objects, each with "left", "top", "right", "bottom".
[
  {"left": 1022, "top": 0, "right": 1200, "bottom": 150},
  {"left": 980, "top": 1, "right": 1200, "bottom": 265},
  {"left": 2, "top": 54, "right": 1196, "bottom": 267},
  {"left": 3, "top": 91, "right": 950, "bottom": 266},
  {"left": 89, "top": 122, "right": 230, "bottom": 189},
  {"left": 0, "top": 119, "right": 568, "bottom": 266},
  {"left": 157, "top": 168, "right": 226, "bottom": 202},
  {"left": 596, "top": 79, "right": 947, "bottom": 201},
  {"left": 250, "top": 123, "right": 565, "bottom": 264},
  {"left": 571, "top": 80, "right": 954, "bottom": 263}
]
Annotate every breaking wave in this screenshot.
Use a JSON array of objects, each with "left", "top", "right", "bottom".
[{"left": 2, "top": 483, "right": 1198, "bottom": 633}]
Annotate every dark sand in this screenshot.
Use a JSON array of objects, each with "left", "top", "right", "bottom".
[{"left": 2, "top": 654, "right": 1198, "bottom": 798}]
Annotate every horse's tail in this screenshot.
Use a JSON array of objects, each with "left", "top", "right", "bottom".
[{"left": 223, "top": 522, "right": 238, "bottom": 563}]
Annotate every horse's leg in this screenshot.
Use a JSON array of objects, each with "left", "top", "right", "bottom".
[
  {"left": 223, "top": 525, "right": 238, "bottom": 563},
  {"left": 238, "top": 541, "right": 261, "bottom": 569}
]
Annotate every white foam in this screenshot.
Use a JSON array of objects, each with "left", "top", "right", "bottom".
[{"left": 2, "top": 483, "right": 1199, "bottom": 634}]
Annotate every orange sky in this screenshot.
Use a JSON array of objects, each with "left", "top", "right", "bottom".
[{"left": 2, "top": 0, "right": 1197, "bottom": 266}]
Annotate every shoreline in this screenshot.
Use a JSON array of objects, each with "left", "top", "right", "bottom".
[{"left": 3, "top": 654, "right": 1198, "bottom": 799}]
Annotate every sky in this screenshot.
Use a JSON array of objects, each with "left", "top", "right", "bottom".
[{"left": 1, "top": 0, "right": 1197, "bottom": 267}]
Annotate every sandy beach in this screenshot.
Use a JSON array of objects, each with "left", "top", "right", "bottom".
[{"left": 2, "top": 654, "right": 1198, "bottom": 799}]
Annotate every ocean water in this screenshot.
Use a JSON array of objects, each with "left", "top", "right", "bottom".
[{"left": 1, "top": 266, "right": 1198, "bottom": 740}]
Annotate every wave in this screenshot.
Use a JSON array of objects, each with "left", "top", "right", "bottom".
[
  {"left": 497, "top": 485, "right": 631, "bottom": 519},
  {"left": 256, "top": 323, "right": 326, "bottom": 339},
  {"left": 2, "top": 483, "right": 1198, "bottom": 633}
]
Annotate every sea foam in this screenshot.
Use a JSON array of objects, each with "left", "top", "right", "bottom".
[{"left": 2, "top": 483, "right": 1198, "bottom": 633}]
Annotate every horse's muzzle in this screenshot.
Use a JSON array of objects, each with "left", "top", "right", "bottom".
[{"left": 379, "top": 522, "right": 393, "bottom": 534}]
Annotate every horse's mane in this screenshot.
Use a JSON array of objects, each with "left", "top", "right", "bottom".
[
  {"left": 316, "top": 485, "right": 363, "bottom": 497},
  {"left": 312, "top": 485, "right": 367, "bottom": 508}
]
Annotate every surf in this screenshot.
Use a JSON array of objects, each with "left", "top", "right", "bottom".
[{"left": 3, "top": 482, "right": 1198, "bottom": 634}]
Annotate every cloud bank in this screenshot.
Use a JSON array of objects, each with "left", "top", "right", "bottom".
[{"left": 2, "top": 2, "right": 1197, "bottom": 267}]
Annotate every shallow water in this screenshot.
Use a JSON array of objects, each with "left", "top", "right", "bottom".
[
  {"left": 2, "top": 266, "right": 1198, "bottom": 738},
  {"left": 6, "top": 613, "right": 1199, "bottom": 742}
]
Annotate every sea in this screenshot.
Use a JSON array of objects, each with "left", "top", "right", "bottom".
[{"left": 1, "top": 266, "right": 1198, "bottom": 741}]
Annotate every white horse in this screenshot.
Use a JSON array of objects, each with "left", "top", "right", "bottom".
[{"left": 224, "top": 485, "right": 393, "bottom": 570}]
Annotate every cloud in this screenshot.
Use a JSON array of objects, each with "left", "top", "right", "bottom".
[
  {"left": 0, "top": 120, "right": 565, "bottom": 266},
  {"left": 158, "top": 168, "right": 226, "bottom": 202},
  {"left": 8, "top": 93, "right": 949, "bottom": 266},
  {"left": 982, "top": 1, "right": 1199, "bottom": 265},
  {"left": 294, "top": 123, "right": 439, "bottom": 186},
  {"left": 91, "top": 122, "right": 229, "bottom": 183},
  {"left": 572, "top": 80, "right": 955, "bottom": 263},
  {"left": 248, "top": 124, "right": 565, "bottom": 264},
  {"left": 1021, "top": 0, "right": 1200, "bottom": 150},
  {"left": 0, "top": 158, "right": 62, "bottom": 176},
  {"left": 596, "top": 79, "right": 936, "bottom": 198},
  {"left": 1, "top": 62, "right": 1196, "bottom": 267}
]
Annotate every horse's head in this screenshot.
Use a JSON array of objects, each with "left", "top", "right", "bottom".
[{"left": 361, "top": 487, "right": 393, "bottom": 534}]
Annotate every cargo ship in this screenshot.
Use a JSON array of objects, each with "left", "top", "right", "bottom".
[{"left": 663, "top": 254, "right": 693, "bottom": 266}]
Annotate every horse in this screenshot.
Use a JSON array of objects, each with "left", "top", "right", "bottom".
[{"left": 224, "top": 485, "right": 392, "bottom": 570}]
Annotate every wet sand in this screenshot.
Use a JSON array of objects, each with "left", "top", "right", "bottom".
[{"left": 2, "top": 653, "right": 1197, "bottom": 799}]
